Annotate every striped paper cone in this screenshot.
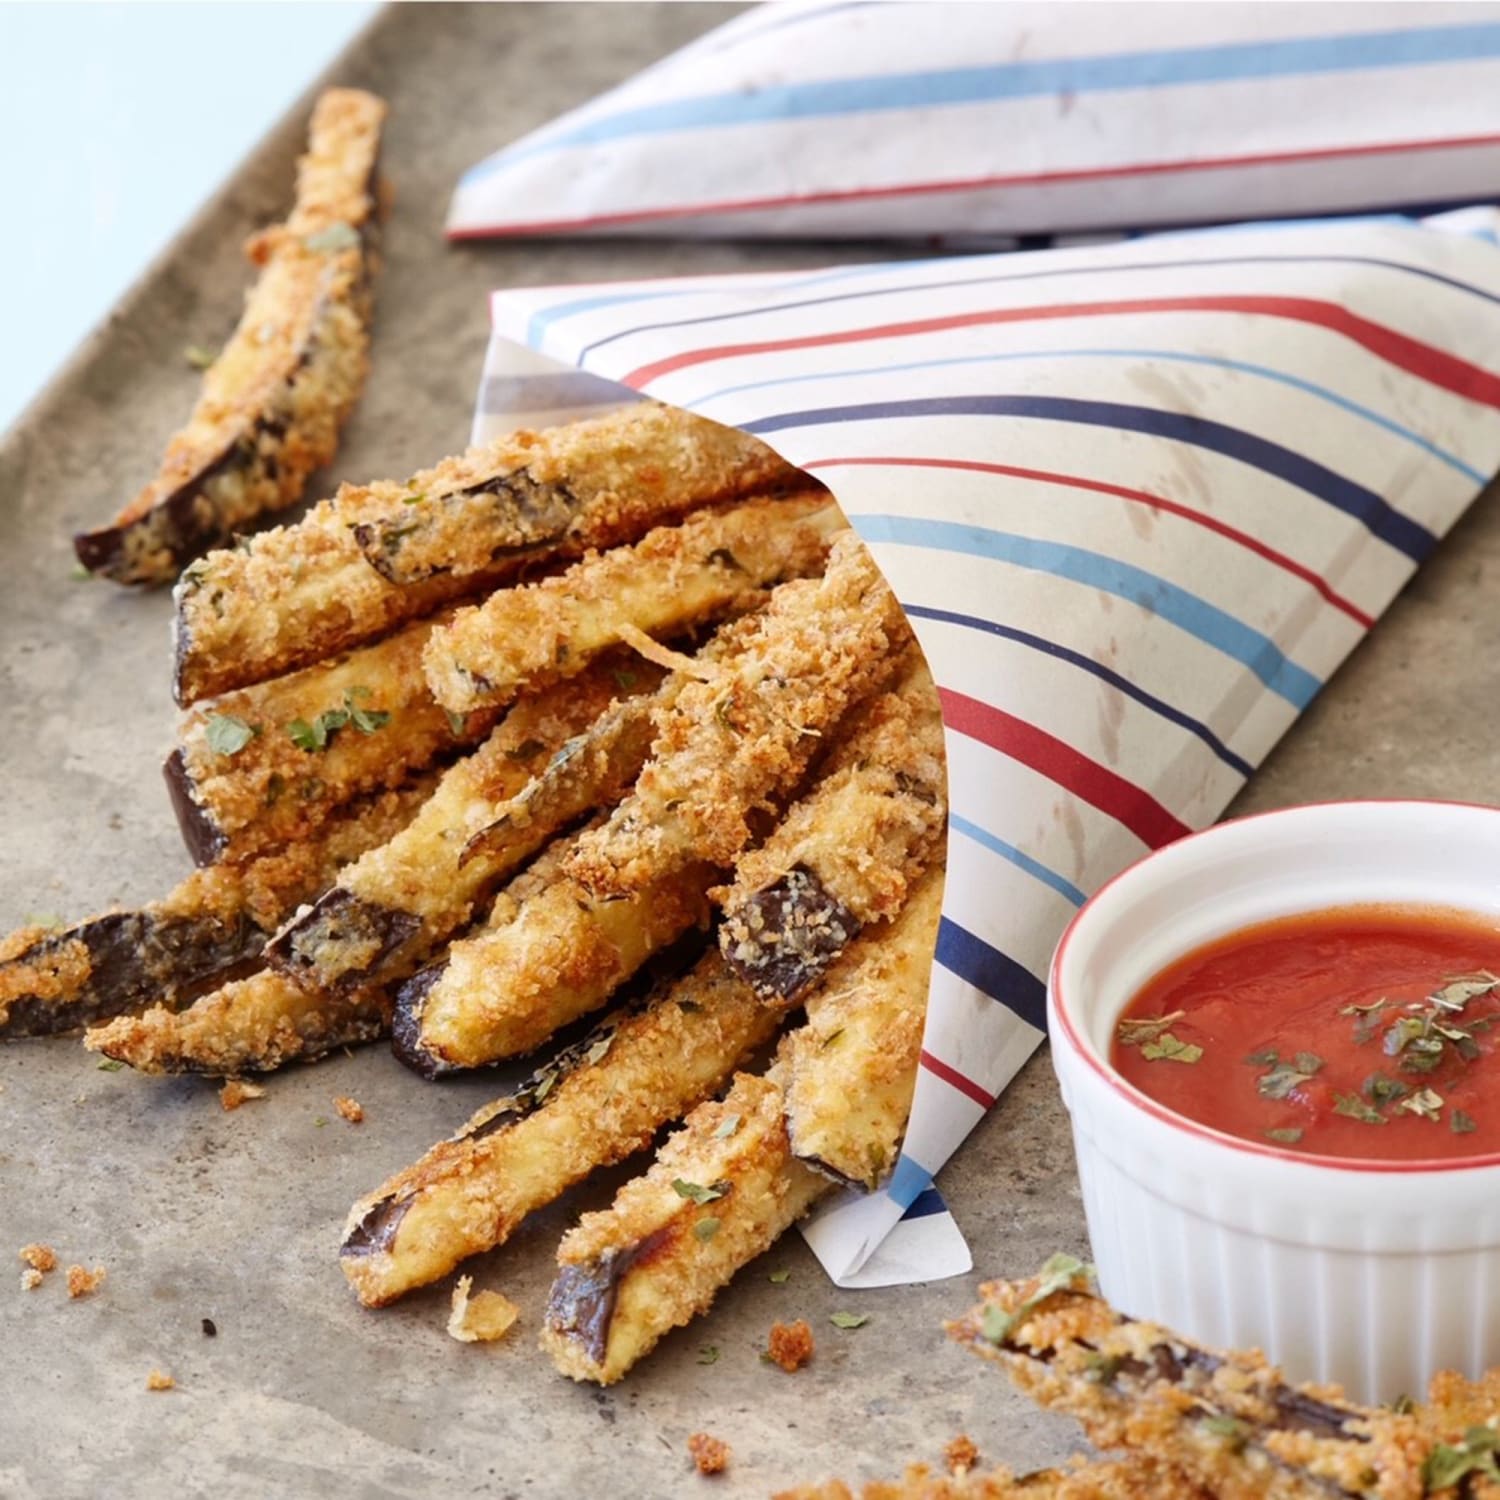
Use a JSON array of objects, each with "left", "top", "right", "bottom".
[
  {"left": 450, "top": 2, "right": 1500, "bottom": 242},
  {"left": 472, "top": 210, "right": 1500, "bottom": 1286}
]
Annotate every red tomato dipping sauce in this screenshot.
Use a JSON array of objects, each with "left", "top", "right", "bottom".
[{"left": 1110, "top": 905, "right": 1500, "bottom": 1160}]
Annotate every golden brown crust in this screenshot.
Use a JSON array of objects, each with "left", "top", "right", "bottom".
[
  {"left": 421, "top": 494, "right": 840, "bottom": 714},
  {"left": 18, "top": 1244, "right": 57, "bottom": 1275},
  {"left": 766, "top": 1318, "right": 816, "bottom": 1373},
  {"left": 774, "top": 1457, "right": 1212, "bottom": 1500},
  {"left": 171, "top": 402, "right": 804, "bottom": 705},
  {"left": 339, "top": 949, "right": 783, "bottom": 1308},
  {"left": 687, "top": 1433, "right": 731, "bottom": 1476},
  {"left": 565, "top": 531, "right": 909, "bottom": 898},
  {"left": 333, "top": 1095, "right": 364, "bottom": 1124},
  {"left": 77, "top": 89, "right": 385, "bottom": 584},
  {"left": 446, "top": 1276, "right": 519, "bottom": 1343},
  {"left": 66, "top": 1265, "right": 106, "bottom": 1299},
  {"left": 145, "top": 1370, "right": 176, "bottom": 1392}
]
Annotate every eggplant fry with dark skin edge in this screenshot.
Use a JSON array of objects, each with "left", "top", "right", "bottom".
[
  {"left": 167, "top": 608, "right": 497, "bottom": 866},
  {"left": 266, "top": 659, "right": 651, "bottom": 994},
  {"left": 717, "top": 661, "right": 946, "bottom": 1003},
  {"left": 774, "top": 1457, "right": 1212, "bottom": 1500},
  {"left": 392, "top": 829, "right": 716, "bottom": 1077},
  {"left": 564, "top": 530, "right": 910, "bottom": 899},
  {"left": 170, "top": 401, "right": 805, "bottom": 706},
  {"left": 946, "top": 1269, "right": 1434, "bottom": 1500},
  {"left": 784, "top": 866, "right": 941, "bottom": 1189},
  {"left": 421, "top": 493, "right": 841, "bottom": 716},
  {"left": 85, "top": 970, "right": 390, "bottom": 1077},
  {"left": 74, "top": 89, "right": 385, "bottom": 585},
  {"left": 339, "top": 948, "right": 784, "bottom": 1307},
  {"left": 0, "top": 776, "right": 434, "bottom": 1038},
  {"left": 354, "top": 400, "right": 805, "bottom": 585},
  {"left": 541, "top": 1066, "right": 830, "bottom": 1386}
]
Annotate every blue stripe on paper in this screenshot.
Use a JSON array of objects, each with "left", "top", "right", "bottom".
[
  {"left": 465, "top": 23, "right": 1500, "bottom": 179},
  {"left": 898, "top": 1186, "right": 948, "bottom": 1221},
  {"left": 936, "top": 917, "right": 1050, "bottom": 1033},
  {"left": 861, "top": 513, "right": 1322, "bottom": 709},
  {"left": 908, "top": 603, "right": 1255, "bottom": 779},
  {"left": 744, "top": 395, "right": 1437, "bottom": 562},
  {"left": 947, "top": 812, "right": 1089, "bottom": 909},
  {"left": 888, "top": 1155, "right": 935, "bottom": 1212}
]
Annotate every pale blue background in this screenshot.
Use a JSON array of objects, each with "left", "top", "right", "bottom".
[{"left": 0, "top": 2, "right": 378, "bottom": 434}]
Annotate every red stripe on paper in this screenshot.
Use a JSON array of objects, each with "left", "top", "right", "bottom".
[
  {"left": 920, "top": 1049, "right": 997, "bottom": 1110},
  {"left": 938, "top": 687, "right": 1192, "bottom": 849},
  {"left": 801, "top": 454, "right": 1375, "bottom": 628}
]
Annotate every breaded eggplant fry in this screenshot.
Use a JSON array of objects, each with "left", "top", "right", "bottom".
[
  {"left": 74, "top": 89, "right": 385, "bottom": 584},
  {"left": 85, "top": 970, "right": 389, "bottom": 1077},
  {"left": 167, "top": 610, "right": 495, "bottom": 865},
  {"left": 354, "top": 401, "right": 805, "bottom": 584},
  {"left": 421, "top": 493, "right": 841, "bottom": 715},
  {"left": 564, "top": 530, "right": 909, "bottom": 898},
  {"left": 783, "top": 868, "right": 941, "bottom": 1189},
  {"left": 947, "top": 1267, "right": 1429, "bottom": 1500},
  {"left": 718, "top": 666, "right": 946, "bottom": 1002},
  {"left": 266, "top": 659, "right": 648, "bottom": 993},
  {"left": 171, "top": 403, "right": 804, "bottom": 705},
  {"left": 339, "top": 950, "right": 783, "bottom": 1307},
  {"left": 541, "top": 1068, "right": 830, "bottom": 1385},
  {"left": 774, "top": 1456, "right": 1210, "bottom": 1500},
  {"left": 393, "top": 839, "right": 716, "bottom": 1077},
  {"left": 0, "top": 777, "right": 433, "bottom": 1038}
]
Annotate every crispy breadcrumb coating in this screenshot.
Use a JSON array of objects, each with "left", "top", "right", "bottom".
[
  {"left": 774, "top": 1456, "right": 1211, "bottom": 1499},
  {"left": 688, "top": 1433, "right": 731, "bottom": 1476},
  {"left": 946, "top": 1438, "right": 980, "bottom": 1476},
  {"left": 446, "top": 1276, "right": 520, "bottom": 1343},
  {"left": 66, "top": 1265, "right": 106, "bottom": 1299},
  {"left": 18, "top": 1244, "right": 57, "bottom": 1274},
  {"left": 218, "top": 1080, "right": 266, "bottom": 1111},
  {"left": 145, "top": 1370, "right": 176, "bottom": 1392},
  {"left": 766, "top": 1319, "right": 815, "bottom": 1372},
  {"left": 334, "top": 1096, "right": 364, "bottom": 1124},
  {"left": 20, "top": 1269, "right": 42, "bottom": 1292}
]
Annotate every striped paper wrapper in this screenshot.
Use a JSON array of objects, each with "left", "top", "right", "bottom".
[
  {"left": 471, "top": 211, "right": 1500, "bottom": 1287},
  {"left": 449, "top": 1, "right": 1500, "bottom": 242}
]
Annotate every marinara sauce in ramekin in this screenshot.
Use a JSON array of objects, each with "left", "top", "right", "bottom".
[{"left": 1048, "top": 800, "right": 1500, "bottom": 1405}]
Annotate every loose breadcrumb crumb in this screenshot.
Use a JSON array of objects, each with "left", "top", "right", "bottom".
[
  {"left": 446, "top": 1274, "right": 520, "bottom": 1343},
  {"left": 20, "top": 1269, "right": 42, "bottom": 1292},
  {"left": 688, "top": 1432, "right": 731, "bottom": 1476},
  {"left": 67, "top": 1265, "right": 106, "bottom": 1299},
  {"left": 146, "top": 1370, "right": 175, "bottom": 1392},
  {"left": 18, "top": 1244, "right": 57, "bottom": 1274},
  {"left": 945, "top": 1436, "right": 979, "bottom": 1475},
  {"left": 333, "top": 1095, "right": 364, "bottom": 1124},
  {"left": 766, "top": 1318, "right": 816, "bottom": 1373},
  {"left": 219, "top": 1079, "right": 265, "bottom": 1111}
]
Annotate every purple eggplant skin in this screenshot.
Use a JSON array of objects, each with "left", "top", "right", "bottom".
[
  {"left": 264, "top": 887, "right": 422, "bottom": 993},
  {"left": 719, "top": 864, "right": 860, "bottom": 1004}
]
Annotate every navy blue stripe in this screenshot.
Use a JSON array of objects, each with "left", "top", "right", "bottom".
[
  {"left": 745, "top": 395, "right": 1437, "bottom": 562},
  {"left": 899, "top": 1188, "right": 948, "bottom": 1222},
  {"left": 936, "top": 917, "right": 1049, "bottom": 1033},
  {"left": 904, "top": 603, "right": 1255, "bottom": 778},
  {"left": 577, "top": 252, "right": 1500, "bottom": 359}
]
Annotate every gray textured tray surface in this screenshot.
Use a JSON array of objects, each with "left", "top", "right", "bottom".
[{"left": 5, "top": 5, "right": 1500, "bottom": 1497}]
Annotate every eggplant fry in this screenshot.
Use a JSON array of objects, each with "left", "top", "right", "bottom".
[
  {"left": 85, "top": 970, "right": 389, "bottom": 1077},
  {"left": 564, "top": 530, "right": 909, "bottom": 899},
  {"left": 393, "top": 832, "right": 716, "bottom": 1077},
  {"left": 339, "top": 949, "right": 783, "bottom": 1307},
  {"left": 774, "top": 1457, "right": 1211, "bottom": 1500},
  {"left": 946, "top": 1268, "right": 1430, "bottom": 1500},
  {"left": 0, "top": 777, "right": 433, "bottom": 1039},
  {"left": 541, "top": 1067, "right": 829, "bottom": 1385},
  {"left": 784, "top": 866, "right": 941, "bottom": 1189},
  {"left": 171, "top": 402, "right": 804, "bottom": 706},
  {"left": 354, "top": 400, "right": 805, "bottom": 585},
  {"left": 718, "top": 664, "right": 946, "bottom": 1002},
  {"left": 266, "top": 659, "right": 649, "bottom": 993},
  {"left": 421, "top": 493, "right": 841, "bottom": 716},
  {"left": 74, "top": 88, "right": 385, "bottom": 585},
  {"left": 167, "top": 609, "right": 495, "bottom": 866}
]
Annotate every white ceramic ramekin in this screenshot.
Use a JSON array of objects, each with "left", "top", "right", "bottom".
[{"left": 1048, "top": 800, "right": 1500, "bottom": 1406}]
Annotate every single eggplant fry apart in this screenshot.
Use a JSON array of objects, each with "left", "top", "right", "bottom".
[
  {"left": 393, "top": 829, "right": 716, "bottom": 1076},
  {"left": 171, "top": 402, "right": 804, "bottom": 705},
  {"left": 784, "top": 866, "right": 941, "bottom": 1189},
  {"left": 774, "top": 1456, "right": 1211, "bottom": 1500},
  {"left": 946, "top": 1270, "right": 1429, "bottom": 1500},
  {"left": 167, "top": 608, "right": 496, "bottom": 866},
  {"left": 266, "top": 659, "right": 650, "bottom": 993},
  {"left": 86, "top": 969, "right": 389, "bottom": 1077},
  {"left": 422, "top": 493, "right": 840, "bottom": 715},
  {"left": 0, "top": 776, "right": 434, "bottom": 1039},
  {"left": 718, "top": 663, "right": 946, "bottom": 1002},
  {"left": 355, "top": 400, "right": 805, "bottom": 585},
  {"left": 339, "top": 948, "right": 784, "bottom": 1307},
  {"left": 74, "top": 88, "right": 385, "bottom": 584},
  {"left": 541, "top": 1068, "right": 830, "bottom": 1386},
  {"left": 564, "top": 529, "right": 909, "bottom": 899}
]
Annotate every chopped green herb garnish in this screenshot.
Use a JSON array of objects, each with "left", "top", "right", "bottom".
[
  {"left": 672, "top": 1179, "right": 729, "bottom": 1205},
  {"left": 183, "top": 344, "right": 217, "bottom": 370},
  {"left": 1422, "top": 1426, "right": 1500, "bottom": 1491},
  {"left": 1292, "top": 1050, "right": 1325, "bottom": 1075},
  {"left": 1139, "top": 1033, "right": 1203, "bottom": 1064},
  {"left": 303, "top": 221, "right": 361, "bottom": 253},
  {"left": 697, "top": 1345, "right": 720, "bottom": 1365},
  {"left": 313, "top": 1117, "right": 328, "bottom": 1128},
  {"left": 1333, "top": 1092, "right": 1386, "bottom": 1126},
  {"left": 585, "top": 1036, "right": 613, "bottom": 1066},
  {"left": 979, "top": 1252, "right": 1092, "bottom": 1346},
  {"left": 1264, "top": 1127, "right": 1304, "bottom": 1144},
  {"left": 444, "top": 709, "right": 467, "bottom": 736},
  {"left": 1117, "top": 1011, "right": 1186, "bottom": 1047},
  {"left": 829, "top": 1312, "right": 869, "bottom": 1330},
  {"left": 611, "top": 668, "right": 637, "bottom": 691},
  {"left": 1398, "top": 1087, "right": 1444, "bottom": 1122},
  {"left": 1083, "top": 1352, "right": 1123, "bottom": 1384},
  {"left": 1390, "top": 1394, "right": 1416, "bottom": 1416},
  {"left": 768, "top": 1270, "right": 790, "bottom": 1285},
  {"left": 1244, "top": 1047, "right": 1279, "bottom": 1067},
  {"left": 1452, "top": 1108, "right": 1478, "bottom": 1135},
  {"left": 713, "top": 1114, "right": 742, "bottom": 1140},
  {"left": 1257, "top": 1061, "right": 1316, "bottom": 1100},
  {"left": 1199, "top": 1413, "right": 1250, "bottom": 1452},
  {"left": 694, "top": 1217, "right": 721, "bottom": 1242},
  {"left": 1362, "top": 1071, "right": 1410, "bottom": 1107},
  {"left": 205, "top": 714, "right": 258, "bottom": 756},
  {"left": 345, "top": 688, "right": 389, "bottom": 735},
  {"left": 69, "top": 563, "right": 93, "bottom": 581},
  {"left": 96, "top": 1058, "right": 125, "bottom": 1072}
]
